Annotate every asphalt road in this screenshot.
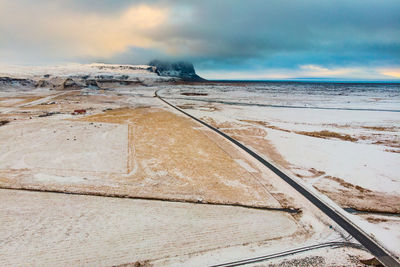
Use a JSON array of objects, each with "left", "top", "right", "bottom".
[{"left": 155, "top": 89, "right": 400, "bottom": 267}]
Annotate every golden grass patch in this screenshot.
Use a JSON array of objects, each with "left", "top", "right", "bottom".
[{"left": 295, "top": 130, "right": 358, "bottom": 142}]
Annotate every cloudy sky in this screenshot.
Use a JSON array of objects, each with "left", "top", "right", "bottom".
[{"left": 1, "top": 0, "right": 399, "bottom": 80}]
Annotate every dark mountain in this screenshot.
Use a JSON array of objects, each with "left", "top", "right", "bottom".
[{"left": 149, "top": 60, "right": 206, "bottom": 81}]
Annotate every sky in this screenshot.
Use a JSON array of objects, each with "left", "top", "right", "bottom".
[{"left": 0, "top": 0, "right": 399, "bottom": 80}]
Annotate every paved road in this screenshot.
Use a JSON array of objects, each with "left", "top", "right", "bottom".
[{"left": 156, "top": 89, "right": 400, "bottom": 267}]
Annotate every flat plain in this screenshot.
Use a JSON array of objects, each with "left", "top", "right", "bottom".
[{"left": 0, "top": 64, "right": 386, "bottom": 265}]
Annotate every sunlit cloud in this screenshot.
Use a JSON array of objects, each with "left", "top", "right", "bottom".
[
  {"left": 0, "top": 1, "right": 168, "bottom": 59},
  {"left": 378, "top": 68, "right": 400, "bottom": 78},
  {"left": 299, "top": 65, "right": 349, "bottom": 76},
  {"left": 298, "top": 65, "right": 366, "bottom": 77},
  {"left": 199, "top": 65, "right": 397, "bottom": 81},
  {"left": 198, "top": 69, "right": 292, "bottom": 80}
]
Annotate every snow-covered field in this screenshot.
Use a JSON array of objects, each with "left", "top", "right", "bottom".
[
  {"left": 0, "top": 121, "right": 128, "bottom": 172},
  {"left": 161, "top": 83, "right": 400, "bottom": 202},
  {"left": 0, "top": 65, "right": 390, "bottom": 265},
  {"left": 0, "top": 189, "right": 299, "bottom": 266},
  {"left": 160, "top": 81, "right": 400, "bottom": 256}
]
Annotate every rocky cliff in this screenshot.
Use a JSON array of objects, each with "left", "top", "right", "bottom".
[{"left": 149, "top": 60, "right": 206, "bottom": 81}]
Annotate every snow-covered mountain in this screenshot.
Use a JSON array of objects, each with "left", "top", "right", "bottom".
[
  {"left": 0, "top": 63, "right": 175, "bottom": 90},
  {"left": 0, "top": 62, "right": 205, "bottom": 91}
]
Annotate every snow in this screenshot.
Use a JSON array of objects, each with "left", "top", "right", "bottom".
[
  {"left": 0, "top": 63, "right": 173, "bottom": 86},
  {"left": 0, "top": 121, "right": 128, "bottom": 173},
  {"left": 34, "top": 173, "right": 87, "bottom": 184},
  {"left": 184, "top": 104, "right": 400, "bottom": 194},
  {"left": 0, "top": 189, "right": 301, "bottom": 266},
  {"left": 0, "top": 65, "right": 393, "bottom": 264},
  {"left": 266, "top": 128, "right": 400, "bottom": 193},
  {"left": 161, "top": 82, "right": 400, "bottom": 256},
  {"left": 355, "top": 214, "right": 400, "bottom": 257},
  {"left": 161, "top": 84, "right": 400, "bottom": 195}
]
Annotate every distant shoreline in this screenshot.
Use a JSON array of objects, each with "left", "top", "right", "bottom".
[{"left": 208, "top": 79, "right": 400, "bottom": 84}]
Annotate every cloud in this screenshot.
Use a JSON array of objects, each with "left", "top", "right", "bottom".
[
  {"left": 199, "top": 65, "right": 397, "bottom": 81},
  {"left": 0, "top": 0, "right": 399, "bottom": 79},
  {"left": 151, "top": 0, "right": 400, "bottom": 66},
  {"left": 299, "top": 65, "right": 353, "bottom": 77},
  {"left": 378, "top": 68, "right": 400, "bottom": 78},
  {"left": 0, "top": 1, "right": 167, "bottom": 62}
]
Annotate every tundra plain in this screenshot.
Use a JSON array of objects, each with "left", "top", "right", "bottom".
[{"left": 0, "top": 64, "right": 390, "bottom": 266}]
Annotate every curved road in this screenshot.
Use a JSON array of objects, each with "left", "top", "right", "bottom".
[{"left": 155, "top": 89, "right": 400, "bottom": 267}]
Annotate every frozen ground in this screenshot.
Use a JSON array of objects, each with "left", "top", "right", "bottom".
[
  {"left": 0, "top": 65, "right": 385, "bottom": 265},
  {"left": 0, "top": 121, "right": 128, "bottom": 173},
  {"left": 0, "top": 189, "right": 297, "bottom": 266},
  {"left": 160, "top": 81, "right": 400, "bottom": 257},
  {"left": 0, "top": 189, "right": 374, "bottom": 267}
]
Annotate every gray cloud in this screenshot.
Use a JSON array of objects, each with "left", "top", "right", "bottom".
[
  {"left": 149, "top": 0, "right": 400, "bottom": 69},
  {"left": 1, "top": 0, "right": 399, "bottom": 78}
]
